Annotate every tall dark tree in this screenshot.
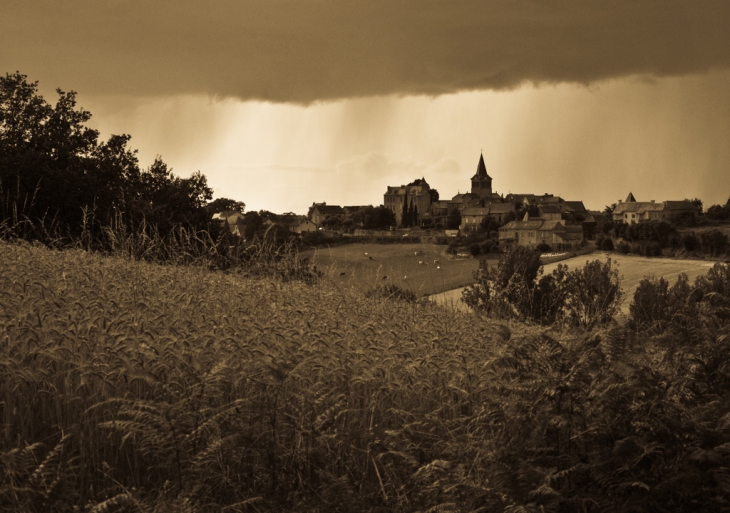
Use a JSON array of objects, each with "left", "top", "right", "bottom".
[
  {"left": 206, "top": 198, "right": 246, "bottom": 216},
  {"left": 413, "top": 203, "right": 419, "bottom": 226},
  {"left": 446, "top": 209, "right": 461, "bottom": 230},
  {"left": 0, "top": 72, "right": 214, "bottom": 241},
  {"left": 401, "top": 197, "right": 409, "bottom": 227}
]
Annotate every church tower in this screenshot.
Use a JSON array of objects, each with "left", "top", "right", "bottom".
[{"left": 471, "top": 153, "right": 492, "bottom": 199}]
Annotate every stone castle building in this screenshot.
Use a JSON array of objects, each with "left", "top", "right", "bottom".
[{"left": 384, "top": 178, "right": 433, "bottom": 226}]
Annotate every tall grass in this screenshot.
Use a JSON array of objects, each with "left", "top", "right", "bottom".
[
  {"left": 0, "top": 241, "right": 498, "bottom": 511},
  {"left": 3, "top": 241, "right": 730, "bottom": 512},
  {"left": 0, "top": 207, "right": 319, "bottom": 283}
]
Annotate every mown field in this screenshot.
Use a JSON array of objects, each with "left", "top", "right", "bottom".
[
  {"left": 432, "top": 251, "right": 717, "bottom": 315},
  {"left": 300, "top": 243, "right": 495, "bottom": 296}
]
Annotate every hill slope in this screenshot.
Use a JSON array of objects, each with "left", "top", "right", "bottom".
[{"left": 3, "top": 241, "right": 730, "bottom": 512}]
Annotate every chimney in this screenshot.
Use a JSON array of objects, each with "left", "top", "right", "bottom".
[{"left": 618, "top": 200, "right": 622, "bottom": 203}]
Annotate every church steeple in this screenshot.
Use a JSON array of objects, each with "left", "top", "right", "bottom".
[
  {"left": 471, "top": 152, "right": 493, "bottom": 199},
  {"left": 475, "top": 153, "right": 490, "bottom": 179}
]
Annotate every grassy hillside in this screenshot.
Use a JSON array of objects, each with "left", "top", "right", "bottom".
[
  {"left": 0, "top": 241, "right": 503, "bottom": 511},
  {"left": 3, "top": 241, "right": 730, "bottom": 512},
  {"left": 301, "top": 243, "right": 494, "bottom": 296}
]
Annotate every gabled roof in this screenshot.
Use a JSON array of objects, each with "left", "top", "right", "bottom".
[
  {"left": 312, "top": 205, "right": 345, "bottom": 216},
  {"left": 471, "top": 153, "right": 491, "bottom": 180},
  {"left": 343, "top": 205, "right": 369, "bottom": 214},
  {"left": 538, "top": 205, "right": 563, "bottom": 214},
  {"left": 563, "top": 201, "right": 587, "bottom": 214},
  {"left": 663, "top": 201, "right": 701, "bottom": 211},
  {"left": 534, "top": 195, "right": 563, "bottom": 204},
  {"left": 538, "top": 220, "right": 565, "bottom": 231},
  {"left": 626, "top": 192, "right": 637, "bottom": 202},
  {"left": 501, "top": 218, "right": 544, "bottom": 230},
  {"left": 614, "top": 201, "right": 663, "bottom": 215},
  {"left": 500, "top": 217, "right": 582, "bottom": 235},
  {"left": 505, "top": 194, "right": 537, "bottom": 203},
  {"left": 449, "top": 192, "right": 480, "bottom": 203},
  {"left": 462, "top": 203, "right": 516, "bottom": 216}
]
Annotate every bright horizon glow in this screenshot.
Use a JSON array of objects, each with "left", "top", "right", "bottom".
[{"left": 81, "top": 70, "right": 730, "bottom": 215}]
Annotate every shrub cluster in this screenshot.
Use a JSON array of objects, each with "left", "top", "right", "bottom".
[
  {"left": 628, "top": 262, "right": 730, "bottom": 331},
  {"left": 462, "top": 246, "right": 622, "bottom": 327},
  {"left": 598, "top": 217, "right": 729, "bottom": 258}
]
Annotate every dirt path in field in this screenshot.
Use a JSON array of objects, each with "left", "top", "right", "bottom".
[{"left": 429, "top": 252, "right": 718, "bottom": 316}]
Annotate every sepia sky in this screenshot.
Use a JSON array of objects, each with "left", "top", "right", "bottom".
[{"left": 2, "top": 1, "right": 730, "bottom": 213}]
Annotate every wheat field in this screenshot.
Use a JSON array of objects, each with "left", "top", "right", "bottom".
[
  {"left": 3, "top": 241, "right": 729, "bottom": 512},
  {"left": 0, "top": 241, "right": 508, "bottom": 511}
]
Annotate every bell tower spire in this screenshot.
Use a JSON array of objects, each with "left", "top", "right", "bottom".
[{"left": 471, "top": 152, "right": 492, "bottom": 199}]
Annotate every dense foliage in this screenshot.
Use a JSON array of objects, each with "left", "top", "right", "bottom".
[
  {"left": 462, "top": 246, "right": 622, "bottom": 327},
  {"left": 0, "top": 72, "right": 212, "bottom": 241},
  {"left": 3, "top": 242, "right": 730, "bottom": 512},
  {"left": 596, "top": 215, "right": 729, "bottom": 258}
]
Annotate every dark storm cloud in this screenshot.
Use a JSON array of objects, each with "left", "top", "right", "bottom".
[{"left": 2, "top": 0, "right": 729, "bottom": 102}]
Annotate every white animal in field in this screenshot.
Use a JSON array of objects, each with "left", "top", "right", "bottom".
[
  {"left": 418, "top": 261, "right": 423, "bottom": 265},
  {"left": 433, "top": 259, "right": 440, "bottom": 264},
  {"left": 437, "top": 266, "right": 441, "bottom": 270},
  {"left": 414, "top": 251, "right": 418, "bottom": 255},
  {"left": 364, "top": 252, "right": 368, "bottom": 256}
]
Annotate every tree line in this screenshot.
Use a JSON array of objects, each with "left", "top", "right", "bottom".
[{"left": 0, "top": 72, "right": 214, "bottom": 243}]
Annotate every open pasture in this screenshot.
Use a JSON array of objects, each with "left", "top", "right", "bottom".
[{"left": 301, "top": 243, "right": 494, "bottom": 295}]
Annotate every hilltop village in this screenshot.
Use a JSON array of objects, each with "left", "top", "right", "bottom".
[{"left": 216, "top": 153, "right": 703, "bottom": 253}]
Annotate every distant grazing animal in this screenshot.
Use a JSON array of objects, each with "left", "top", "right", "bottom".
[
  {"left": 436, "top": 266, "right": 441, "bottom": 270},
  {"left": 433, "top": 259, "right": 440, "bottom": 264},
  {"left": 339, "top": 272, "right": 346, "bottom": 276},
  {"left": 382, "top": 275, "right": 388, "bottom": 280},
  {"left": 368, "top": 256, "right": 373, "bottom": 260},
  {"left": 418, "top": 261, "right": 423, "bottom": 265},
  {"left": 415, "top": 251, "right": 418, "bottom": 256},
  {"left": 364, "top": 252, "right": 368, "bottom": 256}
]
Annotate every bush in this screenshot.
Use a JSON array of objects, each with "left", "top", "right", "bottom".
[
  {"left": 468, "top": 243, "right": 481, "bottom": 256},
  {"left": 479, "top": 240, "right": 495, "bottom": 254},
  {"left": 682, "top": 232, "right": 699, "bottom": 252},
  {"left": 699, "top": 229, "right": 729, "bottom": 257},
  {"left": 536, "top": 242, "right": 552, "bottom": 252},
  {"left": 364, "top": 283, "right": 417, "bottom": 302},
  {"left": 600, "top": 237, "right": 614, "bottom": 251},
  {"left": 629, "top": 274, "right": 694, "bottom": 330},
  {"left": 563, "top": 257, "right": 623, "bottom": 328},
  {"left": 617, "top": 241, "right": 630, "bottom": 254},
  {"left": 462, "top": 246, "right": 543, "bottom": 318}
]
